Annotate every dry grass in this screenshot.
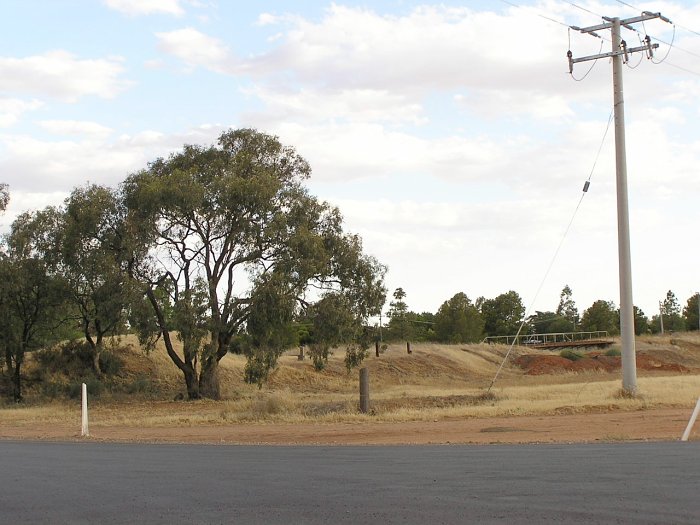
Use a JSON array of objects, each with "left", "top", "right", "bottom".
[{"left": 3, "top": 333, "right": 700, "bottom": 427}]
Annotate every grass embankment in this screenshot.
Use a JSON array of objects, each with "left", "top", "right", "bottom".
[{"left": 2, "top": 333, "right": 700, "bottom": 428}]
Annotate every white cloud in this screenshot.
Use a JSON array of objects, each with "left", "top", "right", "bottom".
[
  {"left": 257, "top": 13, "right": 282, "bottom": 26},
  {"left": 0, "top": 98, "right": 43, "bottom": 128},
  {"left": 0, "top": 124, "right": 226, "bottom": 193},
  {"left": 38, "top": 120, "right": 113, "bottom": 139},
  {"left": 0, "top": 51, "right": 130, "bottom": 101},
  {"left": 104, "top": 0, "right": 184, "bottom": 16},
  {"left": 264, "top": 121, "right": 507, "bottom": 183},
  {"left": 244, "top": 86, "right": 426, "bottom": 125},
  {"left": 155, "top": 28, "right": 234, "bottom": 73}
]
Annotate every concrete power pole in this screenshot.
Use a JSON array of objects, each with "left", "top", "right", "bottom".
[{"left": 569, "top": 12, "right": 670, "bottom": 394}]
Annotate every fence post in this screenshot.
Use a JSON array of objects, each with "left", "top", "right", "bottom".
[
  {"left": 406, "top": 341, "right": 412, "bottom": 354},
  {"left": 81, "top": 383, "right": 89, "bottom": 437},
  {"left": 375, "top": 341, "right": 380, "bottom": 357},
  {"left": 359, "top": 368, "right": 370, "bottom": 413}
]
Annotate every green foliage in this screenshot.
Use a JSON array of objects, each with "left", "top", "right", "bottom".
[
  {"left": 0, "top": 183, "right": 9, "bottom": 212},
  {"left": 0, "top": 221, "right": 69, "bottom": 401},
  {"left": 560, "top": 349, "right": 584, "bottom": 361},
  {"left": 344, "top": 346, "right": 368, "bottom": 372},
  {"left": 580, "top": 300, "right": 619, "bottom": 334},
  {"left": 387, "top": 287, "right": 411, "bottom": 341},
  {"left": 126, "top": 375, "right": 154, "bottom": 395},
  {"left": 243, "top": 348, "right": 281, "bottom": 388},
  {"left": 633, "top": 306, "right": 649, "bottom": 335},
  {"left": 67, "top": 377, "right": 104, "bottom": 399},
  {"left": 123, "top": 128, "right": 386, "bottom": 398},
  {"left": 556, "top": 285, "right": 579, "bottom": 327},
  {"left": 683, "top": 293, "right": 700, "bottom": 332},
  {"left": 651, "top": 290, "right": 686, "bottom": 333},
  {"left": 434, "top": 292, "right": 484, "bottom": 343},
  {"left": 98, "top": 350, "right": 124, "bottom": 376},
  {"left": 309, "top": 346, "right": 331, "bottom": 371},
  {"left": 480, "top": 290, "right": 526, "bottom": 337},
  {"left": 303, "top": 293, "right": 374, "bottom": 372},
  {"left": 604, "top": 348, "right": 621, "bottom": 357}
]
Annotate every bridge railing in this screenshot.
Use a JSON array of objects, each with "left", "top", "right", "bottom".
[{"left": 482, "top": 331, "right": 611, "bottom": 346}]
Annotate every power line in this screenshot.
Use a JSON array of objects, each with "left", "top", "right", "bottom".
[
  {"left": 561, "top": 0, "right": 602, "bottom": 18},
  {"left": 662, "top": 60, "right": 700, "bottom": 77},
  {"left": 498, "top": 0, "right": 570, "bottom": 28},
  {"left": 613, "top": 0, "right": 700, "bottom": 38},
  {"left": 487, "top": 110, "right": 614, "bottom": 393}
]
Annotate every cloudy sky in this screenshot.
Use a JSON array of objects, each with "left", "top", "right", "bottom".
[{"left": 2, "top": 0, "right": 700, "bottom": 321}]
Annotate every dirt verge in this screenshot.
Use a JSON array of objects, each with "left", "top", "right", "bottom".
[{"left": 2, "top": 408, "right": 695, "bottom": 445}]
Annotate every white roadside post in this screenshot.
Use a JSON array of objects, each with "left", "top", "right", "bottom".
[
  {"left": 81, "top": 382, "right": 89, "bottom": 437},
  {"left": 681, "top": 397, "right": 700, "bottom": 442}
]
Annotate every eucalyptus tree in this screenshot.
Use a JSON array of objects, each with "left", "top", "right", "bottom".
[
  {"left": 55, "top": 184, "right": 139, "bottom": 374},
  {"left": 0, "top": 212, "right": 67, "bottom": 401},
  {"left": 387, "top": 287, "right": 410, "bottom": 341},
  {"left": 434, "top": 292, "right": 484, "bottom": 343},
  {"left": 480, "top": 290, "right": 526, "bottom": 337},
  {"left": 580, "top": 300, "right": 619, "bottom": 334},
  {"left": 124, "top": 129, "right": 386, "bottom": 399}
]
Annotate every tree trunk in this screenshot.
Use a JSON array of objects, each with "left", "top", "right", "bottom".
[
  {"left": 84, "top": 324, "right": 102, "bottom": 377},
  {"left": 198, "top": 356, "right": 220, "bottom": 400},
  {"left": 12, "top": 361, "right": 22, "bottom": 402},
  {"left": 183, "top": 365, "right": 201, "bottom": 400}
]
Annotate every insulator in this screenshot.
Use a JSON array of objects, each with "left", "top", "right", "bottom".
[
  {"left": 621, "top": 40, "right": 629, "bottom": 63},
  {"left": 583, "top": 181, "right": 590, "bottom": 193}
]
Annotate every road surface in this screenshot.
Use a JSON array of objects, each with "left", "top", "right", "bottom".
[{"left": 2, "top": 441, "right": 698, "bottom": 524}]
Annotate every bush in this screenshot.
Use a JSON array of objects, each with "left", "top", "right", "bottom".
[
  {"left": 604, "top": 348, "right": 621, "bottom": 357},
  {"left": 67, "top": 377, "right": 104, "bottom": 399},
  {"left": 98, "top": 351, "right": 123, "bottom": 376},
  {"left": 344, "top": 346, "right": 368, "bottom": 372},
  {"left": 126, "top": 375, "right": 153, "bottom": 394},
  {"left": 40, "top": 382, "right": 64, "bottom": 399},
  {"left": 308, "top": 344, "right": 331, "bottom": 371},
  {"left": 560, "top": 349, "right": 584, "bottom": 361}
]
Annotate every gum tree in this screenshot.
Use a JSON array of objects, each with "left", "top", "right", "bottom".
[{"left": 124, "top": 129, "right": 386, "bottom": 399}]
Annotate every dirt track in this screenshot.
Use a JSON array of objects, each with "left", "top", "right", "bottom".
[{"left": 2, "top": 408, "right": 695, "bottom": 445}]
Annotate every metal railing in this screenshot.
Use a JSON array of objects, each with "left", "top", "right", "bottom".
[{"left": 482, "top": 331, "right": 611, "bottom": 346}]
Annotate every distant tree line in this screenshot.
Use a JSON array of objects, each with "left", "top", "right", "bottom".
[{"left": 383, "top": 286, "right": 700, "bottom": 344}]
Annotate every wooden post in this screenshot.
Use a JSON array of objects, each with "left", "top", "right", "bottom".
[
  {"left": 298, "top": 347, "right": 305, "bottom": 361},
  {"left": 375, "top": 341, "right": 380, "bottom": 357},
  {"left": 359, "top": 367, "right": 370, "bottom": 413},
  {"left": 406, "top": 341, "right": 412, "bottom": 354}
]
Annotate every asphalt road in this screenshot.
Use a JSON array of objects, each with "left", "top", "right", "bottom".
[{"left": 1, "top": 440, "right": 698, "bottom": 524}]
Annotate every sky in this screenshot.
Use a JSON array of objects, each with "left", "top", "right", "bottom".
[{"left": 1, "top": 0, "right": 700, "bottom": 322}]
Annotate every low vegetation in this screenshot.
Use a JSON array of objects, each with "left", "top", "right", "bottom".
[{"left": 2, "top": 333, "right": 699, "bottom": 430}]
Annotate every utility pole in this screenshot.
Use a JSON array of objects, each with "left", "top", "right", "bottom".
[
  {"left": 659, "top": 301, "right": 665, "bottom": 335},
  {"left": 568, "top": 12, "right": 670, "bottom": 394}
]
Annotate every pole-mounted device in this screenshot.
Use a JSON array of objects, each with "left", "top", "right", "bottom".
[{"left": 568, "top": 11, "right": 671, "bottom": 395}]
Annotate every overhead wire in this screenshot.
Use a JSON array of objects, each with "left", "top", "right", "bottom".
[
  {"left": 487, "top": 109, "right": 615, "bottom": 393},
  {"left": 498, "top": 0, "right": 570, "bottom": 28},
  {"left": 570, "top": 39, "right": 605, "bottom": 80},
  {"left": 614, "top": 0, "right": 700, "bottom": 38}
]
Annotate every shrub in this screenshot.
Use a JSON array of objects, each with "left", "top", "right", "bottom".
[
  {"left": 604, "top": 348, "right": 621, "bottom": 357},
  {"left": 308, "top": 344, "right": 331, "bottom": 371},
  {"left": 126, "top": 375, "right": 153, "bottom": 394},
  {"left": 98, "top": 351, "right": 123, "bottom": 376},
  {"left": 560, "top": 349, "right": 584, "bottom": 361},
  {"left": 67, "top": 377, "right": 104, "bottom": 399},
  {"left": 344, "top": 346, "right": 368, "bottom": 372}
]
